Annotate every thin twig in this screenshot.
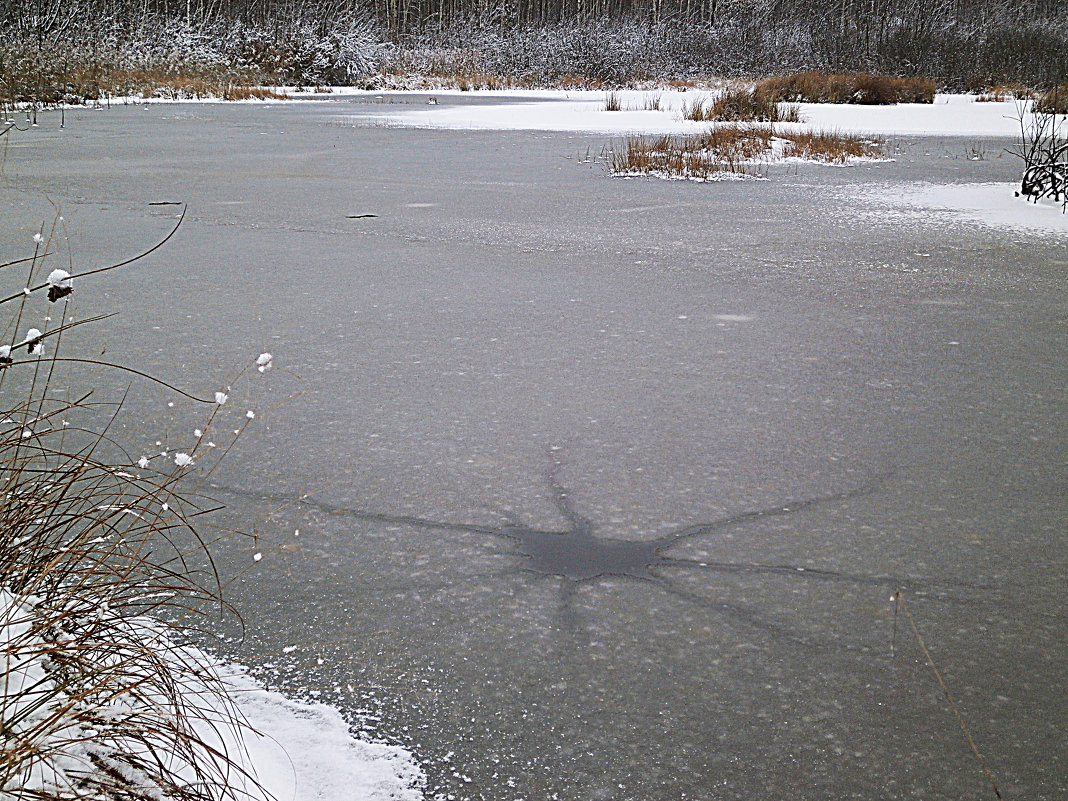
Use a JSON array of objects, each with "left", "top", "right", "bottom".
[{"left": 896, "top": 590, "right": 1003, "bottom": 800}]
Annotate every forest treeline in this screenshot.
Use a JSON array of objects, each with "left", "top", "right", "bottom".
[{"left": 0, "top": 0, "right": 1065, "bottom": 93}]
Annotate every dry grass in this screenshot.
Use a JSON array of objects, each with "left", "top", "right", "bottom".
[
  {"left": 456, "top": 73, "right": 518, "bottom": 90},
  {"left": 783, "top": 130, "right": 885, "bottom": 162},
  {"left": 709, "top": 87, "right": 799, "bottom": 122},
  {"left": 1034, "top": 84, "right": 1068, "bottom": 115},
  {"left": 102, "top": 71, "right": 287, "bottom": 101},
  {"left": 0, "top": 211, "right": 272, "bottom": 800},
  {"left": 604, "top": 91, "right": 622, "bottom": 111},
  {"left": 755, "top": 72, "right": 936, "bottom": 105},
  {"left": 976, "top": 83, "right": 1034, "bottom": 102},
  {"left": 610, "top": 124, "right": 774, "bottom": 180},
  {"left": 0, "top": 51, "right": 282, "bottom": 105},
  {"left": 680, "top": 95, "right": 713, "bottom": 121},
  {"left": 611, "top": 124, "right": 884, "bottom": 179}
]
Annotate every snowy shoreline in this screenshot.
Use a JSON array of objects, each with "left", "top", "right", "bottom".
[
  {"left": 65, "top": 89, "right": 1037, "bottom": 138},
  {"left": 0, "top": 586, "right": 425, "bottom": 801},
  {"left": 220, "top": 665, "right": 426, "bottom": 801}
]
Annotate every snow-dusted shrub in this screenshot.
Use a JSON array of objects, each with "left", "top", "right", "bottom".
[
  {"left": 1011, "top": 101, "right": 1067, "bottom": 210},
  {"left": 229, "top": 12, "right": 383, "bottom": 85},
  {"left": 0, "top": 9, "right": 384, "bottom": 104},
  {"left": 0, "top": 208, "right": 277, "bottom": 799}
]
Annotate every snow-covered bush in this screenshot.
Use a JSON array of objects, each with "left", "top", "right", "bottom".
[
  {"left": 0, "top": 9, "right": 385, "bottom": 104},
  {"left": 230, "top": 12, "right": 383, "bottom": 85},
  {"left": 1012, "top": 101, "right": 1067, "bottom": 210},
  {"left": 0, "top": 211, "right": 275, "bottom": 799}
]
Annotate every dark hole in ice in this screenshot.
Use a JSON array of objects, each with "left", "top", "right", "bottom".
[{"left": 504, "top": 523, "right": 661, "bottom": 581}]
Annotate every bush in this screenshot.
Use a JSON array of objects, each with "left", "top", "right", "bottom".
[{"left": 1010, "top": 102, "right": 1067, "bottom": 207}]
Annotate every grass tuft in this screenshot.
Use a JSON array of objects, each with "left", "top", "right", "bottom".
[
  {"left": 0, "top": 208, "right": 274, "bottom": 800},
  {"left": 681, "top": 95, "right": 713, "bottom": 121},
  {"left": 710, "top": 87, "right": 799, "bottom": 122},
  {"left": 1034, "top": 84, "right": 1068, "bottom": 115},
  {"left": 782, "top": 130, "right": 886, "bottom": 163},
  {"left": 610, "top": 124, "right": 773, "bottom": 181},
  {"left": 611, "top": 124, "right": 884, "bottom": 180}
]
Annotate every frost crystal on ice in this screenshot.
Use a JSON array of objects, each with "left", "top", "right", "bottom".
[
  {"left": 46, "top": 269, "right": 73, "bottom": 302},
  {"left": 253, "top": 552, "right": 263, "bottom": 562},
  {"left": 215, "top": 391, "right": 228, "bottom": 405},
  {"left": 246, "top": 410, "right": 255, "bottom": 420},
  {"left": 33, "top": 233, "right": 42, "bottom": 243},
  {"left": 194, "top": 429, "right": 202, "bottom": 438},
  {"left": 137, "top": 456, "right": 150, "bottom": 469},
  {"left": 0, "top": 345, "right": 11, "bottom": 364},
  {"left": 174, "top": 453, "right": 194, "bottom": 468},
  {"left": 256, "top": 352, "right": 273, "bottom": 373}
]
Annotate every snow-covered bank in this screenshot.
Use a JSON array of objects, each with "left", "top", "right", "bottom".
[
  {"left": 846, "top": 181, "right": 1068, "bottom": 237},
  {"left": 223, "top": 668, "right": 425, "bottom": 801},
  {"left": 88, "top": 87, "right": 1034, "bottom": 139},
  {"left": 0, "top": 589, "right": 424, "bottom": 801},
  {"left": 337, "top": 90, "right": 1033, "bottom": 138}
]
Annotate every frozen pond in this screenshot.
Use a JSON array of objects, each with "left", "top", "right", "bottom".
[{"left": 2, "top": 97, "right": 1065, "bottom": 800}]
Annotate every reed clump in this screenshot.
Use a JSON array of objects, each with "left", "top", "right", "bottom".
[
  {"left": 709, "top": 87, "right": 799, "bottom": 122},
  {"left": 611, "top": 124, "right": 884, "bottom": 180},
  {"left": 754, "top": 72, "right": 936, "bottom": 104},
  {"left": 0, "top": 203, "right": 274, "bottom": 800},
  {"left": 611, "top": 124, "right": 774, "bottom": 180}
]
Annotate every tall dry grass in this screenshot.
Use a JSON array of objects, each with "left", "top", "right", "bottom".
[
  {"left": 755, "top": 72, "right": 936, "bottom": 104},
  {"left": 708, "top": 87, "right": 799, "bottom": 122},
  {"left": 0, "top": 203, "right": 274, "bottom": 800},
  {"left": 610, "top": 124, "right": 884, "bottom": 180},
  {"left": 610, "top": 125, "right": 774, "bottom": 180},
  {"left": 1034, "top": 83, "right": 1068, "bottom": 115}
]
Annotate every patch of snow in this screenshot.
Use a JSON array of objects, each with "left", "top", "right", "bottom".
[
  {"left": 23, "top": 328, "right": 43, "bottom": 356},
  {"left": 338, "top": 91, "right": 1035, "bottom": 138},
  {"left": 848, "top": 182, "right": 1068, "bottom": 236},
  {"left": 223, "top": 668, "right": 425, "bottom": 801},
  {"left": 787, "top": 94, "right": 1028, "bottom": 138},
  {"left": 47, "top": 269, "right": 71, "bottom": 288},
  {"left": 0, "top": 590, "right": 425, "bottom": 801}
]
